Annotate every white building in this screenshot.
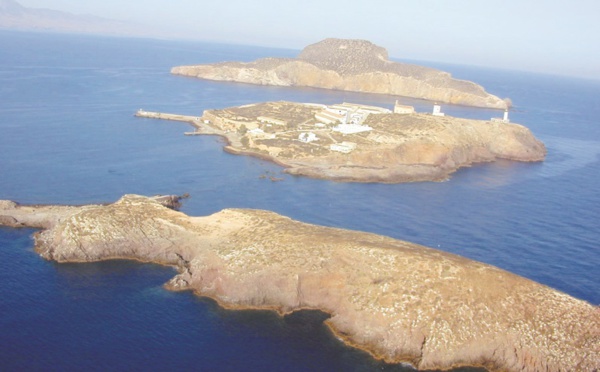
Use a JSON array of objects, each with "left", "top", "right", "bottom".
[
  {"left": 432, "top": 104, "right": 445, "bottom": 117},
  {"left": 315, "top": 102, "right": 391, "bottom": 126},
  {"left": 330, "top": 141, "right": 357, "bottom": 153},
  {"left": 332, "top": 102, "right": 391, "bottom": 115},
  {"left": 315, "top": 110, "right": 347, "bottom": 125},
  {"left": 491, "top": 110, "right": 510, "bottom": 123},
  {"left": 298, "top": 132, "right": 318, "bottom": 143},
  {"left": 333, "top": 123, "right": 373, "bottom": 134},
  {"left": 248, "top": 128, "right": 275, "bottom": 139},
  {"left": 394, "top": 101, "right": 415, "bottom": 114},
  {"left": 349, "top": 112, "right": 365, "bottom": 124}
]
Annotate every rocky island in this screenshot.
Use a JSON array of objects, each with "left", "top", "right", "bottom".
[
  {"left": 1, "top": 194, "right": 598, "bottom": 371},
  {"left": 171, "top": 38, "right": 509, "bottom": 109},
  {"left": 137, "top": 101, "right": 546, "bottom": 183}
]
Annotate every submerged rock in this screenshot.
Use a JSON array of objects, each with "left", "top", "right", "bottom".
[{"left": 1, "top": 194, "right": 597, "bottom": 371}]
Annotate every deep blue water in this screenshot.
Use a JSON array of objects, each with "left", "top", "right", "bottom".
[{"left": 0, "top": 31, "right": 598, "bottom": 371}]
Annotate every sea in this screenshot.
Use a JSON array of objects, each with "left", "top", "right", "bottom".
[{"left": 0, "top": 31, "right": 598, "bottom": 371}]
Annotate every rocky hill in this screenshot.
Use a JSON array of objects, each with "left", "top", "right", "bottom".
[
  {"left": 172, "top": 39, "right": 509, "bottom": 109},
  {"left": 1, "top": 194, "right": 598, "bottom": 371}
]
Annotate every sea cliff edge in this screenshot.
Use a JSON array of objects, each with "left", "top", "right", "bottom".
[
  {"left": 1, "top": 195, "right": 597, "bottom": 371},
  {"left": 171, "top": 38, "right": 509, "bottom": 109}
]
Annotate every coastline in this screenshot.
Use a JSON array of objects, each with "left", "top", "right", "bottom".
[
  {"left": 1, "top": 195, "right": 597, "bottom": 371},
  {"left": 171, "top": 38, "right": 509, "bottom": 110},
  {"left": 135, "top": 106, "right": 546, "bottom": 184},
  {"left": 2, "top": 31, "right": 598, "bottom": 372}
]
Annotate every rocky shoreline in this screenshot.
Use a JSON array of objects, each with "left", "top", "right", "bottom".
[
  {"left": 1, "top": 195, "right": 597, "bottom": 371},
  {"left": 172, "top": 38, "right": 509, "bottom": 109},
  {"left": 138, "top": 102, "right": 547, "bottom": 184}
]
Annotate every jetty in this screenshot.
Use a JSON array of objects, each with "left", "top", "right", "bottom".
[
  {"left": 136, "top": 109, "right": 215, "bottom": 135},
  {"left": 135, "top": 109, "right": 242, "bottom": 145},
  {"left": 135, "top": 109, "right": 200, "bottom": 123}
]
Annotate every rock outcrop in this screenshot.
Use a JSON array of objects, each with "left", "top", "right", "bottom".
[
  {"left": 1, "top": 195, "right": 598, "bottom": 371},
  {"left": 172, "top": 39, "right": 508, "bottom": 109}
]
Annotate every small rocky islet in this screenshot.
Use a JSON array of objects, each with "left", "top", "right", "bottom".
[
  {"left": 172, "top": 38, "right": 509, "bottom": 109},
  {"left": 189, "top": 100, "right": 546, "bottom": 183}
]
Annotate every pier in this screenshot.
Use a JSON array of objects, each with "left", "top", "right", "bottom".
[
  {"left": 134, "top": 109, "right": 242, "bottom": 145},
  {"left": 135, "top": 109, "right": 201, "bottom": 123}
]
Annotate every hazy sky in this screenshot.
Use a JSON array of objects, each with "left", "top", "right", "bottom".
[{"left": 18, "top": 0, "right": 600, "bottom": 79}]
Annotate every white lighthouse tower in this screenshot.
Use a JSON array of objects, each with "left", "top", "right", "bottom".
[
  {"left": 432, "top": 104, "right": 445, "bottom": 117},
  {"left": 491, "top": 110, "right": 511, "bottom": 123}
]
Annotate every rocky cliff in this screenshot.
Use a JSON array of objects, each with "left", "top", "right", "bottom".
[
  {"left": 284, "top": 113, "right": 546, "bottom": 183},
  {"left": 171, "top": 39, "right": 508, "bottom": 109},
  {"left": 1, "top": 195, "right": 598, "bottom": 371}
]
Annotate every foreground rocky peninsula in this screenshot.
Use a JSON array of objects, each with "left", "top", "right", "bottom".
[
  {"left": 171, "top": 38, "right": 509, "bottom": 109},
  {"left": 138, "top": 101, "right": 546, "bottom": 183},
  {"left": 1, "top": 195, "right": 598, "bottom": 371}
]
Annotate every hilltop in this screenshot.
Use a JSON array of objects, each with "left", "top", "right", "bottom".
[{"left": 172, "top": 38, "right": 509, "bottom": 109}]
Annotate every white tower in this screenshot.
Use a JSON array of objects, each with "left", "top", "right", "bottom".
[
  {"left": 503, "top": 110, "right": 509, "bottom": 122},
  {"left": 432, "top": 104, "right": 445, "bottom": 117}
]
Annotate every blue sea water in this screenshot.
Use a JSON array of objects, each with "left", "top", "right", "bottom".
[{"left": 0, "top": 31, "right": 598, "bottom": 371}]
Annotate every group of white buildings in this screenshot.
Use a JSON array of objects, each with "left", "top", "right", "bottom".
[
  {"left": 291, "top": 100, "right": 511, "bottom": 154},
  {"left": 313, "top": 102, "right": 392, "bottom": 135},
  {"left": 298, "top": 101, "right": 418, "bottom": 152}
]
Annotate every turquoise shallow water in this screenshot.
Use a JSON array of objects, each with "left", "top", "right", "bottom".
[{"left": 0, "top": 31, "right": 598, "bottom": 371}]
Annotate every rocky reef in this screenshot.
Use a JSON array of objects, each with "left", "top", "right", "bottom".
[
  {"left": 1, "top": 195, "right": 598, "bottom": 371},
  {"left": 171, "top": 38, "right": 508, "bottom": 109}
]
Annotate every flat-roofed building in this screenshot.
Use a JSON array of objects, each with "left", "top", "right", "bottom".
[
  {"left": 394, "top": 101, "right": 415, "bottom": 114},
  {"left": 330, "top": 141, "right": 357, "bottom": 153},
  {"left": 333, "top": 123, "right": 373, "bottom": 134},
  {"left": 258, "top": 116, "right": 287, "bottom": 126},
  {"left": 315, "top": 110, "right": 346, "bottom": 125}
]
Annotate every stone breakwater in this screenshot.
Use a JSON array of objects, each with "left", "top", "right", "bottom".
[
  {"left": 1, "top": 195, "right": 598, "bottom": 371},
  {"left": 171, "top": 38, "right": 508, "bottom": 109}
]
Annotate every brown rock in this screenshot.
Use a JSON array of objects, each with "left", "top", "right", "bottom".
[
  {"left": 0, "top": 195, "right": 597, "bottom": 371},
  {"left": 171, "top": 39, "right": 508, "bottom": 109}
]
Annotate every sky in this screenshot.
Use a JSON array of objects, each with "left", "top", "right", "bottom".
[{"left": 17, "top": 0, "right": 600, "bottom": 79}]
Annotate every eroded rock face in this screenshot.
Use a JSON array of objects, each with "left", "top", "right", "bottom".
[
  {"left": 171, "top": 39, "right": 508, "bottom": 109},
  {"left": 1, "top": 195, "right": 597, "bottom": 371}
]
